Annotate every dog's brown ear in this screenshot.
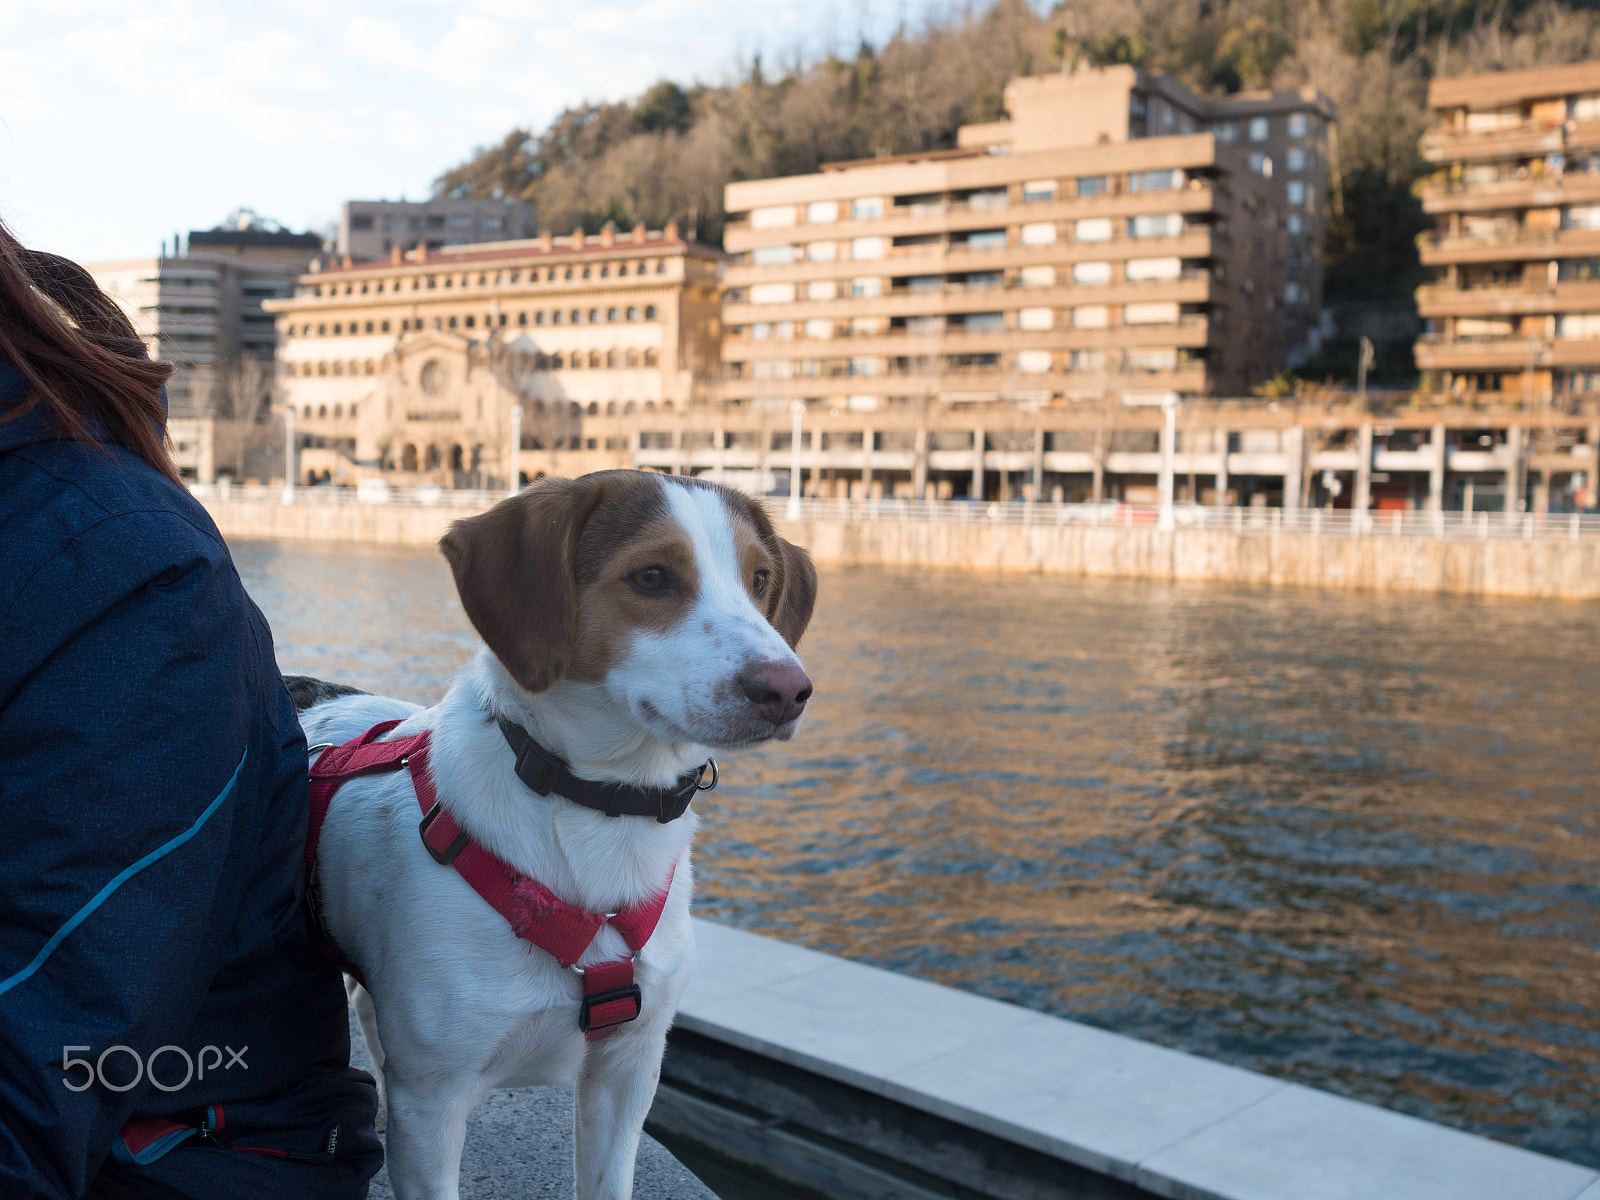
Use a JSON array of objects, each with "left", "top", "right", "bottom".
[
  {"left": 769, "top": 536, "right": 817, "bottom": 648},
  {"left": 730, "top": 488, "right": 818, "bottom": 648},
  {"left": 439, "top": 478, "right": 597, "bottom": 693}
]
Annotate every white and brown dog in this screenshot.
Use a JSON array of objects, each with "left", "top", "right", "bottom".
[{"left": 291, "top": 470, "right": 816, "bottom": 1200}]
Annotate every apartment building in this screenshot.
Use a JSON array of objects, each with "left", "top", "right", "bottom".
[
  {"left": 1415, "top": 60, "right": 1600, "bottom": 408},
  {"left": 89, "top": 216, "right": 321, "bottom": 480},
  {"left": 263, "top": 224, "right": 722, "bottom": 487},
  {"left": 1206, "top": 88, "right": 1335, "bottom": 362},
  {"left": 719, "top": 65, "right": 1329, "bottom": 452},
  {"left": 338, "top": 197, "right": 539, "bottom": 260}
]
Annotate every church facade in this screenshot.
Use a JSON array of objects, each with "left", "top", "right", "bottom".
[{"left": 264, "top": 224, "right": 724, "bottom": 488}]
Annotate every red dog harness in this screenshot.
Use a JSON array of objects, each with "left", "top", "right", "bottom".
[{"left": 305, "top": 719, "right": 675, "bottom": 1039}]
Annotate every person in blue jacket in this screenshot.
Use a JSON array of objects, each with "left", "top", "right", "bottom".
[{"left": 0, "top": 226, "right": 381, "bottom": 1198}]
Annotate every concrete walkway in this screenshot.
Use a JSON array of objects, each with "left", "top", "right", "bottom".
[{"left": 347, "top": 1012, "right": 715, "bottom": 1200}]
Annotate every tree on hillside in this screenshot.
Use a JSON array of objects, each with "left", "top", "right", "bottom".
[{"left": 431, "top": 0, "right": 1600, "bottom": 300}]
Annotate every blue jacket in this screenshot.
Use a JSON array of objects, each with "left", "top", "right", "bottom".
[{"left": 0, "top": 361, "right": 379, "bottom": 1198}]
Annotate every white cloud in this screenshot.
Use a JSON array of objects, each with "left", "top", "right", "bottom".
[{"left": 0, "top": 0, "right": 946, "bottom": 261}]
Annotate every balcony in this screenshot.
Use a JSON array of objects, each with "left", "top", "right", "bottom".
[
  {"left": 1413, "top": 333, "right": 1600, "bottom": 370},
  {"left": 1420, "top": 123, "right": 1567, "bottom": 165},
  {"left": 1417, "top": 169, "right": 1600, "bottom": 215},
  {"left": 1416, "top": 279, "right": 1600, "bottom": 317},
  {"left": 1416, "top": 224, "right": 1600, "bottom": 265}
]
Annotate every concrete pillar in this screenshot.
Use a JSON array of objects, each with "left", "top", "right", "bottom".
[
  {"left": 1427, "top": 421, "right": 1446, "bottom": 512},
  {"left": 787, "top": 401, "right": 804, "bottom": 518},
  {"left": 713, "top": 424, "right": 726, "bottom": 482},
  {"left": 1092, "top": 428, "right": 1106, "bottom": 504},
  {"left": 971, "top": 426, "right": 985, "bottom": 500},
  {"left": 508, "top": 402, "right": 522, "bottom": 496},
  {"left": 1590, "top": 422, "right": 1600, "bottom": 510},
  {"left": 862, "top": 427, "right": 874, "bottom": 498},
  {"left": 197, "top": 418, "right": 215, "bottom": 485},
  {"left": 281, "top": 405, "right": 296, "bottom": 505},
  {"left": 1507, "top": 424, "right": 1526, "bottom": 516},
  {"left": 1158, "top": 399, "right": 1177, "bottom": 531},
  {"left": 1354, "top": 421, "right": 1373, "bottom": 523},
  {"left": 1031, "top": 424, "right": 1045, "bottom": 502},
  {"left": 1283, "top": 425, "right": 1304, "bottom": 514},
  {"left": 1214, "top": 428, "right": 1228, "bottom": 507},
  {"left": 912, "top": 426, "right": 928, "bottom": 499}
]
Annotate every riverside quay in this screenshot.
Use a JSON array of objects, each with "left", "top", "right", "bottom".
[{"left": 607, "top": 398, "right": 1597, "bottom": 514}]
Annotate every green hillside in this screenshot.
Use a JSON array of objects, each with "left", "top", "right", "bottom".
[{"left": 434, "top": 0, "right": 1600, "bottom": 314}]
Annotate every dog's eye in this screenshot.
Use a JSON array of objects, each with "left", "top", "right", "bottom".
[
  {"left": 751, "top": 569, "right": 769, "bottom": 597},
  {"left": 631, "top": 566, "right": 668, "bottom": 592}
]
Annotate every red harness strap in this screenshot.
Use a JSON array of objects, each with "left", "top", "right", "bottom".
[{"left": 305, "top": 720, "right": 675, "bottom": 1038}]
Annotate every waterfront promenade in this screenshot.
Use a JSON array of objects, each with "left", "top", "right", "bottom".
[
  {"left": 197, "top": 484, "right": 1600, "bottom": 600},
  {"left": 352, "top": 919, "right": 1599, "bottom": 1200}
]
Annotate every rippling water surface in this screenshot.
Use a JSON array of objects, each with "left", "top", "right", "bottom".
[{"left": 233, "top": 539, "right": 1600, "bottom": 1166}]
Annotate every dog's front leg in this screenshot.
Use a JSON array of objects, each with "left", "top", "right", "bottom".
[
  {"left": 573, "top": 1024, "right": 668, "bottom": 1200},
  {"left": 384, "top": 1079, "right": 479, "bottom": 1200}
]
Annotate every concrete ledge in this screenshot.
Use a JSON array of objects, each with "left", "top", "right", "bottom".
[{"left": 676, "top": 919, "right": 1598, "bottom": 1200}]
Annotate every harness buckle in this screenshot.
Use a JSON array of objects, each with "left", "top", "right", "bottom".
[
  {"left": 418, "top": 803, "right": 471, "bottom": 866},
  {"left": 579, "top": 982, "right": 643, "bottom": 1033}
]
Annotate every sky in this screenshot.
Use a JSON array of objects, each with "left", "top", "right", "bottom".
[{"left": 0, "top": 0, "right": 944, "bottom": 264}]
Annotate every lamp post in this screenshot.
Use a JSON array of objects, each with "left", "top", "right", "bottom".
[
  {"left": 786, "top": 400, "right": 804, "bottom": 520},
  {"left": 281, "top": 404, "right": 295, "bottom": 505}
]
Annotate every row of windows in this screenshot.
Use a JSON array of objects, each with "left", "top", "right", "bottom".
[
  {"left": 286, "top": 347, "right": 662, "bottom": 379},
  {"left": 289, "top": 304, "right": 660, "bottom": 337},
  {"left": 296, "top": 398, "right": 690, "bottom": 424},
  {"left": 350, "top": 212, "right": 505, "bottom": 234},
  {"left": 306, "top": 260, "right": 668, "bottom": 298},
  {"left": 747, "top": 178, "right": 1193, "bottom": 240},
  {"left": 523, "top": 399, "right": 676, "bottom": 418},
  {"left": 1212, "top": 112, "right": 1314, "bottom": 143},
  {"left": 731, "top": 348, "right": 1193, "bottom": 378},
  {"left": 745, "top": 215, "right": 1197, "bottom": 277}
]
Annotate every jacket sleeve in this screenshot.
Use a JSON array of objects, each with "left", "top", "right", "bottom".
[{"left": 0, "top": 510, "right": 270, "bottom": 1200}]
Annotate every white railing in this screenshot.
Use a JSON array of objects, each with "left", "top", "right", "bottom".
[
  {"left": 786, "top": 497, "right": 1600, "bottom": 541},
  {"left": 191, "top": 482, "right": 502, "bottom": 509},
  {"left": 192, "top": 482, "right": 1600, "bottom": 541}
]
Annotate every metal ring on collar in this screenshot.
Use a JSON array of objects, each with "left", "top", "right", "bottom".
[
  {"left": 568, "top": 953, "right": 639, "bottom": 977},
  {"left": 697, "top": 759, "right": 719, "bottom": 791}
]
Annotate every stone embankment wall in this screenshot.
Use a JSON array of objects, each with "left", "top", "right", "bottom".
[
  {"left": 201, "top": 499, "right": 1599, "bottom": 600},
  {"left": 784, "top": 516, "right": 1600, "bottom": 600}
]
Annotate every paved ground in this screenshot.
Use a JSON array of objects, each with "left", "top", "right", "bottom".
[{"left": 349, "top": 1010, "right": 716, "bottom": 1200}]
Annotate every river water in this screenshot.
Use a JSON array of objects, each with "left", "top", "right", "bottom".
[{"left": 233, "top": 539, "right": 1600, "bottom": 1167}]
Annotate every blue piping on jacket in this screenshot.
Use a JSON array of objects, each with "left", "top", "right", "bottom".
[{"left": 0, "top": 749, "right": 248, "bottom": 999}]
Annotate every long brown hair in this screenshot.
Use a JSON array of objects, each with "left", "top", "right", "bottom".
[{"left": 0, "top": 218, "right": 177, "bottom": 482}]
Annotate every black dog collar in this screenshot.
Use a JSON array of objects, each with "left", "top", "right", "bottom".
[{"left": 497, "top": 717, "right": 716, "bottom": 824}]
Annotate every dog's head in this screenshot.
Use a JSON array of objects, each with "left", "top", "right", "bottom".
[{"left": 440, "top": 470, "right": 817, "bottom": 747}]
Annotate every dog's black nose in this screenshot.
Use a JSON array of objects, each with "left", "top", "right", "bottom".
[{"left": 739, "top": 663, "right": 813, "bottom": 725}]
